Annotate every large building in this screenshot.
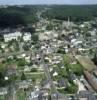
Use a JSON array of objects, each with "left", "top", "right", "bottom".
[{"left": 4, "top": 31, "right": 22, "bottom": 42}]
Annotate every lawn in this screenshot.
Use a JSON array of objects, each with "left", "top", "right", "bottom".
[
  {"left": 0, "top": 96, "right": 4, "bottom": 100},
  {"left": 63, "top": 54, "right": 83, "bottom": 76},
  {"left": 25, "top": 72, "right": 45, "bottom": 80},
  {"left": 17, "top": 90, "right": 26, "bottom": 100},
  {"left": 69, "top": 63, "right": 83, "bottom": 76}
]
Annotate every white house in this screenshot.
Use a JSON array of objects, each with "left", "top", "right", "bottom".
[
  {"left": 18, "top": 81, "right": 30, "bottom": 89},
  {"left": 4, "top": 31, "right": 22, "bottom": 42},
  {"left": 71, "top": 39, "right": 76, "bottom": 43},
  {"left": 29, "top": 90, "right": 40, "bottom": 100},
  {"left": 53, "top": 72, "right": 58, "bottom": 76},
  {"left": 1, "top": 44, "right": 6, "bottom": 49},
  {"left": 23, "top": 33, "right": 31, "bottom": 41},
  {"left": 25, "top": 56, "right": 31, "bottom": 63}
]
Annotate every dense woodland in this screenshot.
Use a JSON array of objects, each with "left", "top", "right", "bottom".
[
  {"left": 0, "top": 5, "right": 42, "bottom": 28},
  {"left": 42, "top": 5, "right": 97, "bottom": 22}
]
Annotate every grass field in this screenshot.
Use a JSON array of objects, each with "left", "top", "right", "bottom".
[
  {"left": 76, "top": 55, "right": 96, "bottom": 72},
  {"left": 25, "top": 72, "right": 45, "bottom": 80},
  {"left": 0, "top": 96, "right": 5, "bottom": 100},
  {"left": 17, "top": 90, "right": 26, "bottom": 100},
  {"left": 69, "top": 63, "right": 83, "bottom": 76},
  {"left": 63, "top": 54, "right": 82, "bottom": 76}
]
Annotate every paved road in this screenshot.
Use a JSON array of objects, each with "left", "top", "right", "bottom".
[
  {"left": 40, "top": 49, "right": 58, "bottom": 93},
  {"left": 5, "top": 85, "right": 17, "bottom": 100}
]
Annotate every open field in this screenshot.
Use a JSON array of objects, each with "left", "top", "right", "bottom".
[{"left": 76, "top": 55, "right": 96, "bottom": 72}]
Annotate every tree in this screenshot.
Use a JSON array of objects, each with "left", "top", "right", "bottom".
[
  {"left": 42, "top": 5, "right": 96, "bottom": 22},
  {"left": 23, "top": 44, "right": 30, "bottom": 51},
  {"left": 31, "top": 68, "right": 37, "bottom": 72},
  {"left": 22, "top": 27, "right": 35, "bottom": 33},
  {"left": 31, "top": 34, "right": 38, "bottom": 42},
  {"left": 21, "top": 72, "right": 26, "bottom": 80},
  {"left": 0, "top": 6, "right": 39, "bottom": 28},
  {"left": 9, "top": 74, "right": 18, "bottom": 84},
  {"left": 0, "top": 72, "right": 5, "bottom": 87},
  {"left": 17, "top": 59, "right": 26, "bottom": 67},
  {"left": 66, "top": 84, "right": 78, "bottom": 94},
  {"left": 0, "top": 35, "right": 4, "bottom": 42},
  {"left": 46, "top": 23, "right": 53, "bottom": 30},
  {"left": 57, "top": 48, "right": 66, "bottom": 54},
  {"left": 92, "top": 53, "right": 97, "bottom": 65}
]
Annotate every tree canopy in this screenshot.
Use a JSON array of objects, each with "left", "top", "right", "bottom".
[
  {"left": 0, "top": 6, "right": 40, "bottom": 28},
  {"left": 42, "top": 5, "right": 97, "bottom": 22}
]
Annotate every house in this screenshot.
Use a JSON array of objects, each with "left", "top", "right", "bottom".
[
  {"left": 71, "top": 39, "right": 76, "bottom": 43},
  {"left": 42, "top": 79, "right": 51, "bottom": 89},
  {"left": 79, "top": 24, "right": 85, "bottom": 28},
  {"left": 69, "top": 73, "right": 76, "bottom": 82},
  {"left": 77, "top": 90, "right": 97, "bottom": 100},
  {"left": 29, "top": 89, "right": 49, "bottom": 100},
  {"left": 49, "top": 68, "right": 53, "bottom": 72},
  {"left": 51, "top": 93, "right": 68, "bottom": 100},
  {"left": 53, "top": 71, "right": 58, "bottom": 77},
  {"left": 61, "top": 66, "right": 64, "bottom": 69},
  {"left": 76, "top": 79, "right": 86, "bottom": 93},
  {"left": 58, "top": 78, "right": 68, "bottom": 88},
  {"left": 5, "top": 65, "right": 17, "bottom": 76},
  {"left": 73, "top": 40, "right": 83, "bottom": 46},
  {"left": 1, "top": 44, "right": 6, "bottom": 49},
  {"left": 39, "top": 89, "right": 49, "bottom": 100},
  {"left": 29, "top": 90, "right": 40, "bottom": 100},
  {"left": 51, "top": 69, "right": 58, "bottom": 77},
  {"left": 0, "top": 87, "right": 8, "bottom": 96},
  {"left": 23, "top": 32, "right": 31, "bottom": 41},
  {"left": 17, "top": 53, "right": 26, "bottom": 58},
  {"left": 4, "top": 31, "right": 22, "bottom": 42},
  {"left": 18, "top": 81, "right": 30, "bottom": 89},
  {"left": 25, "top": 56, "right": 31, "bottom": 63},
  {"left": 65, "top": 48, "right": 69, "bottom": 53},
  {"left": 24, "top": 66, "right": 31, "bottom": 72},
  {"left": 4, "top": 76, "right": 9, "bottom": 81}
]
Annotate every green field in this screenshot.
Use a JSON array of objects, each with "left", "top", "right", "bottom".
[
  {"left": 69, "top": 63, "right": 83, "bottom": 76},
  {"left": 0, "top": 96, "right": 4, "bottom": 100},
  {"left": 17, "top": 90, "right": 26, "bottom": 100},
  {"left": 63, "top": 54, "right": 83, "bottom": 76},
  {"left": 25, "top": 72, "right": 45, "bottom": 80}
]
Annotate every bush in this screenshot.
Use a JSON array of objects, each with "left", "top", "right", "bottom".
[
  {"left": 17, "top": 59, "right": 26, "bottom": 67},
  {"left": 21, "top": 72, "right": 26, "bottom": 80},
  {"left": 31, "top": 68, "right": 37, "bottom": 72}
]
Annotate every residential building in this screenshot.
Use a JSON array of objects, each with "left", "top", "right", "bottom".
[
  {"left": 23, "top": 33, "right": 31, "bottom": 41},
  {"left": 4, "top": 31, "right": 22, "bottom": 42}
]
